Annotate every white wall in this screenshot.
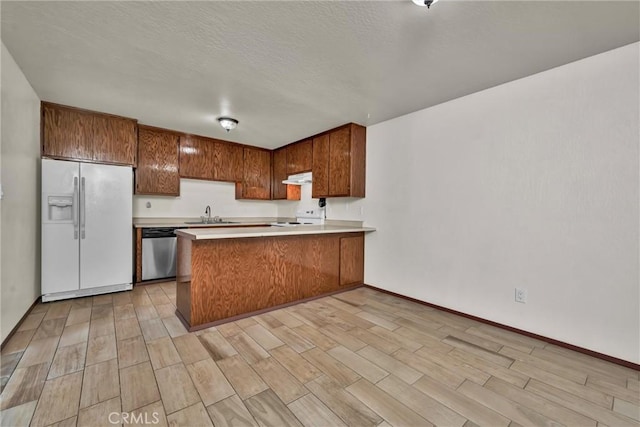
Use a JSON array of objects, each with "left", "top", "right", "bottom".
[
  {"left": 133, "top": 178, "right": 281, "bottom": 218},
  {"left": 1, "top": 43, "right": 42, "bottom": 342},
  {"left": 276, "top": 182, "right": 312, "bottom": 218},
  {"left": 138, "top": 176, "right": 362, "bottom": 220},
  {"left": 276, "top": 177, "right": 367, "bottom": 220},
  {"left": 363, "top": 43, "right": 640, "bottom": 364}
]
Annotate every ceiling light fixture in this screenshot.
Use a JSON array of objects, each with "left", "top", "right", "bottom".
[
  {"left": 218, "top": 117, "right": 238, "bottom": 132},
  {"left": 412, "top": 0, "right": 438, "bottom": 8}
]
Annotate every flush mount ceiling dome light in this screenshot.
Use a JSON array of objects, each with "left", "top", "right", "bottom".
[
  {"left": 218, "top": 117, "right": 238, "bottom": 132},
  {"left": 412, "top": 0, "right": 438, "bottom": 8}
]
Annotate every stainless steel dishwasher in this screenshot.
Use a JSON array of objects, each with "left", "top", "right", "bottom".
[{"left": 141, "top": 227, "right": 182, "bottom": 281}]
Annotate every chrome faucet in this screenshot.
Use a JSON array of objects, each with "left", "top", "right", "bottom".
[{"left": 204, "top": 205, "right": 211, "bottom": 223}]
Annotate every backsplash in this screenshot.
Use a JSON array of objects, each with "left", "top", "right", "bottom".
[
  {"left": 133, "top": 178, "right": 280, "bottom": 218},
  {"left": 133, "top": 178, "right": 365, "bottom": 221},
  {"left": 276, "top": 184, "right": 365, "bottom": 221}
]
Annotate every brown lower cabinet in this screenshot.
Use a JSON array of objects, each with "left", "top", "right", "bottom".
[
  {"left": 134, "top": 225, "right": 271, "bottom": 284},
  {"left": 340, "top": 234, "right": 365, "bottom": 286},
  {"left": 134, "top": 228, "right": 142, "bottom": 284},
  {"left": 176, "top": 232, "right": 365, "bottom": 329}
]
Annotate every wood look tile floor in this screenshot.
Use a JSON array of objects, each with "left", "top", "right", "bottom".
[{"left": 1, "top": 283, "right": 639, "bottom": 427}]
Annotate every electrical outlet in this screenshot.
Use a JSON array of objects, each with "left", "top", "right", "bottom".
[{"left": 515, "top": 288, "right": 527, "bottom": 303}]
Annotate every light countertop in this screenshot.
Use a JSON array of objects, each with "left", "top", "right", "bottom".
[
  {"left": 133, "top": 217, "right": 282, "bottom": 228},
  {"left": 175, "top": 224, "right": 375, "bottom": 240},
  {"left": 133, "top": 217, "right": 366, "bottom": 229}
]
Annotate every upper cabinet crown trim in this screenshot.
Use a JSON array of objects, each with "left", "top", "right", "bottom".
[{"left": 42, "top": 101, "right": 139, "bottom": 123}]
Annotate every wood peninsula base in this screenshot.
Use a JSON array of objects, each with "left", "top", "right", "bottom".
[{"left": 176, "top": 232, "right": 365, "bottom": 330}]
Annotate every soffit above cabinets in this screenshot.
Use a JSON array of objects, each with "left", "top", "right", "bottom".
[{"left": 2, "top": 1, "right": 638, "bottom": 149}]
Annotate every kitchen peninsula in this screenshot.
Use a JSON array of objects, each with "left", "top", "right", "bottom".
[{"left": 174, "top": 225, "right": 375, "bottom": 330}]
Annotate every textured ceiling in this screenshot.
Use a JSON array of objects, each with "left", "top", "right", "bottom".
[{"left": 2, "top": 1, "right": 638, "bottom": 149}]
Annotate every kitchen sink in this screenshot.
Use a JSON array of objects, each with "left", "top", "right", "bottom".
[{"left": 184, "top": 220, "right": 239, "bottom": 225}]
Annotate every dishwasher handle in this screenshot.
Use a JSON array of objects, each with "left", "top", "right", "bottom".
[{"left": 141, "top": 227, "right": 182, "bottom": 239}]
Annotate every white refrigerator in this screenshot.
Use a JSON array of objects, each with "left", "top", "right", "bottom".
[{"left": 42, "top": 158, "right": 133, "bottom": 302}]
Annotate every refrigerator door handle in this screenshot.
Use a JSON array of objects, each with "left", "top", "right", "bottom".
[
  {"left": 73, "top": 176, "right": 79, "bottom": 239},
  {"left": 80, "top": 177, "right": 86, "bottom": 239}
]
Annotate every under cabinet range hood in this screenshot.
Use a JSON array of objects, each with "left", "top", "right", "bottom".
[{"left": 282, "top": 172, "right": 312, "bottom": 185}]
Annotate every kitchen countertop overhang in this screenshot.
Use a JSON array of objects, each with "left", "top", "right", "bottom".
[{"left": 175, "top": 224, "right": 375, "bottom": 240}]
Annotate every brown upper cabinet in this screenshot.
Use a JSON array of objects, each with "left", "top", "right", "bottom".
[
  {"left": 236, "top": 147, "right": 271, "bottom": 200},
  {"left": 42, "top": 102, "right": 137, "bottom": 166},
  {"left": 272, "top": 148, "right": 301, "bottom": 201},
  {"left": 312, "top": 123, "right": 366, "bottom": 198},
  {"left": 312, "top": 133, "right": 330, "bottom": 198},
  {"left": 179, "top": 135, "right": 243, "bottom": 182},
  {"left": 179, "top": 134, "right": 215, "bottom": 180},
  {"left": 214, "top": 140, "right": 244, "bottom": 182},
  {"left": 135, "top": 126, "right": 180, "bottom": 196},
  {"left": 286, "top": 139, "right": 313, "bottom": 175},
  {"left": 272, "top": 148, "right": 288, "bottom": 200}
]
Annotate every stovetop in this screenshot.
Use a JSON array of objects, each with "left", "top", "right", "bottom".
[{"left": 271, "top": 209, "right": 325, "bottom": 227}]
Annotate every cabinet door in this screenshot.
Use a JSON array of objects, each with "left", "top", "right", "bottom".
[
  {"left": 328, "top": 127, "right": 351, "bottom": 196},
  {"left": 42, "top": 103, "right": 137, "bottom": 166},
  {"left": 135, "top": 127, "right": 180, "bottom": 195},
  {"left": 179, "top": 135, "right": 215, "bottom": 180},
  {"left": 92, "top": 114, "right": 137, "bottom": 165},
  {"left": 240, "top": 147, "right": 271, "bottom": 200},
  {"left": 272, "top": 148, "right": 288, "bottom": 200},
  {"left": 214, "top": 141, "right": 244, "bottom": 182},
  {"left": 340, "top": 234, "right": 364, "bottom": 286},
  {"left": 287, "top": 139, "right": 313, "bottom": 175},
  {"left": 349, "top": 124, "right": 367, "bottom": 198},
  {"left": 42, "top": 104, "right": 93, "bottom": 161},
  {"left": 312, "top": 134, "right": 330, "bottom": 198}
]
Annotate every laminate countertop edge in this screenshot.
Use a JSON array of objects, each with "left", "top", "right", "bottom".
[
  {"left": 133, "top": 217, "right": 365, "bottom": 228},
  {"left": 175, "top": 225, "right": 376, "bottom": 240},
  {"left": 132, "top": 217, "right": 283, "bottom": 228}
]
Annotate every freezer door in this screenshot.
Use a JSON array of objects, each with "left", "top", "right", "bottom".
[
  {"left": 79, "top": 162, "right": 133, "bottom": 289},
  {"left": 42, "top": 159, "right": 80, "bottom": 295}
]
